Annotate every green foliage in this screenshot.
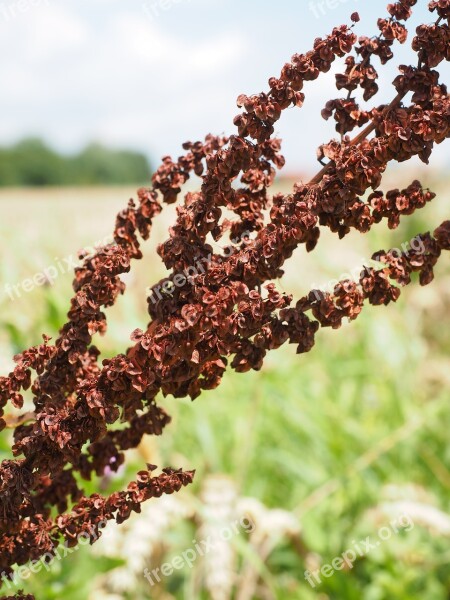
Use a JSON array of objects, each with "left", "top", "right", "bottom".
[
  {"left": 0, "top": 138, "right": 152, "bottom": 187},
  {"left": 70, "top": 143, "right": 151, "bottom": 185}
]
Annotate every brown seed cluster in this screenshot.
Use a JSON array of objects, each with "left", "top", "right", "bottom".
[{"left": 1, "top": 1, "right": 449, "bottom": 598}]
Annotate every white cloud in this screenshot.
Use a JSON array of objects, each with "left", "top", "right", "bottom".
[{"left": 0, "top": 1, "right": 245, "bottom": 158}]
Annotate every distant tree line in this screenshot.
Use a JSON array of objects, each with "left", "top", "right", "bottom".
[{"left": 0, "top": 138, "right": 152, "bottom": 186}]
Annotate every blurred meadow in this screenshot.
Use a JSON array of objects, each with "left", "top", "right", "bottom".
[{"left": 0, "top": 167, "right": 449, "bottom": 600}]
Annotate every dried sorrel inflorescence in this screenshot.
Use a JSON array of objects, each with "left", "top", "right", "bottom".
[{"left": 1, "top": 1, "right": 449, "bottom": 598}]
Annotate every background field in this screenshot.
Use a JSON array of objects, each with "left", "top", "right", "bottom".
[{"left": 0, "top": 171, "right": 449, "bottom": 600}]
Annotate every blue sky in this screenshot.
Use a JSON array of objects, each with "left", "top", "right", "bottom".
[{"left": 0, "top": 0, "right": 448, "bottom": 173}]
